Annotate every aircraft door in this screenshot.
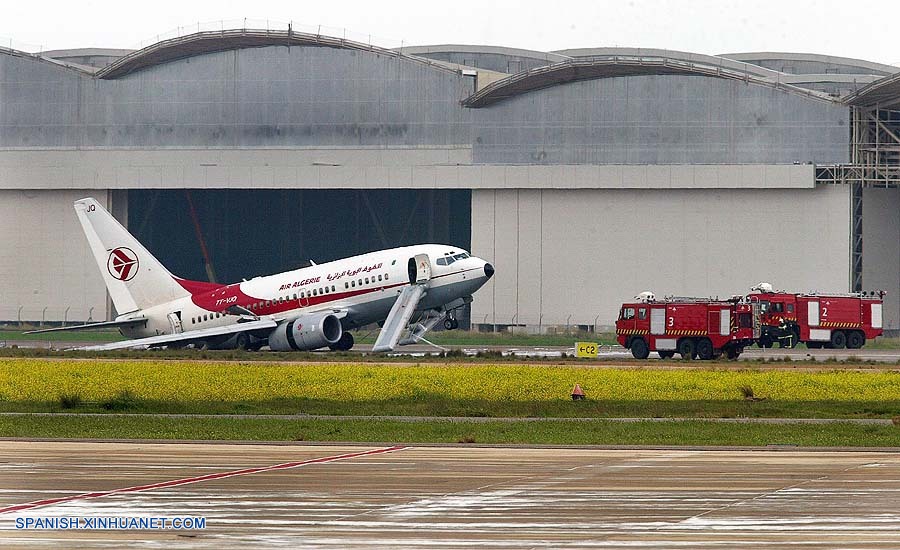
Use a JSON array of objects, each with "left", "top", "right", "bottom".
[
  {"left": 407, "top": 254, "right": 432, "bottom": 285},
  {"left": 167, "top": 312, "right": 183, "bottom": 334}
]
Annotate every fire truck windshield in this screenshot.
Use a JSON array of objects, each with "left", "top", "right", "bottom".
[{"left": 621, "top": 307, "right": 635, "bottom": 320}]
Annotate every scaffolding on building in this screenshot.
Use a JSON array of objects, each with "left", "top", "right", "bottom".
[{"left": 816, "top": 75, "right": 900, "bottom": 292}]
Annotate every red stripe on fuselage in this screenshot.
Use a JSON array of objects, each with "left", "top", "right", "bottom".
[
  {"left": 189, "top": 266, "right": 483, "bottom": 316},
  {"left": 190, "top": 281, "right": 407, "bottom": 316}
]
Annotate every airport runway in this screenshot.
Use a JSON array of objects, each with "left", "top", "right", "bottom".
[
  {"left": 2, "top": 442, "right": 900, "bottom": 548},
  {"left": 11, "top": 339, "right": 900, "bottom": 364},
  {"left": 385, "top": 344, "right": 900, "bottom": 363}
]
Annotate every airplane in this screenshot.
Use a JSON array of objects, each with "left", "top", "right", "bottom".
[{"left": 27, "top": 198, "right": 494, "bottom": 352}]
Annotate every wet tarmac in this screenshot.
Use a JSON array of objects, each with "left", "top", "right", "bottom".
[
  {"left": 2, "top": 441, "right": 900, "bottom": 548},
  {"left": 7, "top": 337, "right": 900, "bottom": 363}
]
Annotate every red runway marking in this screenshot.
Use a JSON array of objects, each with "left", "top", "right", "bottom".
[{"left": 0, "top": 445, "right": 406, "bottom": 515}]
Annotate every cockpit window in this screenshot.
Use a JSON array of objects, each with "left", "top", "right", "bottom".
[
  {"left": 437, "top": 257, "right": 455, "bottom": 266},
  {"left": 453, "top": 253, "right": 469, "bottom": 260}
]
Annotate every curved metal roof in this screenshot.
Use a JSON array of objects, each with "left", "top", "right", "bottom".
[
  {"left": 42, "top": 48, "right": 134, "bottom": 59},
  {"left": 96, "top": 28, "right": 459, "bottom": 79},
  {"left": 463, "top": 55, "right": 838, "bottom": 108},
  {"left": 843, "top": 72, "right": 900, "bottom": 108},
  {"left": 721, "top": 51, "right": 898, "bottom": 76},
  {"left": 552, "top": 47, "right": 783, "bottom": 79},
  {"left": 400, "top": 44, "right": 570, "bottom": 65},
  {"left": 0, "top": 46, "right": 95, "bottom": 75}
]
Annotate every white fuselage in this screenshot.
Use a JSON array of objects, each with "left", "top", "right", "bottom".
[{"left": 120, "top": 244, "right": 492, "bottom": 339}]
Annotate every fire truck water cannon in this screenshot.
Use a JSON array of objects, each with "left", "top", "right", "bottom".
[{"left": 750, "top": 282, "right": 774, "bottom": 293}]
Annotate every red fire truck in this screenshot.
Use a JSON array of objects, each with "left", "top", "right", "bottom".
[
  {"left": 616, "top": 293, "right": 758, "bottom": 360},
  {"left": 748, "top": 285, "right": 884, "bottom": 349}
]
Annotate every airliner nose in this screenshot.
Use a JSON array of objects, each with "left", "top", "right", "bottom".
[{"left": 483, "top": 262, "right": 495, "bottom": 279}]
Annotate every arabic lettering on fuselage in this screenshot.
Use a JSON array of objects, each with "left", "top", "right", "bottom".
[{"left": 326, "top": 262, "right": 384, "bottom": 282}]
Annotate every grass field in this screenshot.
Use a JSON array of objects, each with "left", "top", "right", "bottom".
[
  {"left": 2, "top": 357, "right": 899, "bottom": 446},
  {"left": 6, "top": 358, "right": 900, "bottom": 403},
  {"left": 0, "top": 329, "right": 125, "bottom": 343},
  {"left": 1, "top": 415, "right": 898, "bottom": 447}
]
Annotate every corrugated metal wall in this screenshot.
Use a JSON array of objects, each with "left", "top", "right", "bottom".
[{"left": 472, "top": 185, "right": 852, "bottom": 328}]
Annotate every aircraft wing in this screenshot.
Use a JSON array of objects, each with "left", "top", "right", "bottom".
[
  {"left": 372, "top": 285, "right": 426, "bottom": 352},
  {"left": 76, "top": 318, "right": 278, "bottom": 351},
  {"left": 24, "top": 318, "right": 149, "bottom": 334}
]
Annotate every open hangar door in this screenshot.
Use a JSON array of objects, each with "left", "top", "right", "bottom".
[{"left": 127, "top": 188, "right": 473, "bottom": 326}]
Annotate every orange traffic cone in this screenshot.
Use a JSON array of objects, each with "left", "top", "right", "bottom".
[{"left": 571, "top": 384, "right": 586, "bottom": 400}]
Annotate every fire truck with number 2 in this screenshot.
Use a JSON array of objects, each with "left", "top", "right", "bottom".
[
  {"left": 747, "top": 283, "right": 884, "bottom": 349},
  {"left": 616, "top": 292, "right": 758, "bottom": 360}
]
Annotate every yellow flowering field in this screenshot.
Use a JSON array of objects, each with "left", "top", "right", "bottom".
[{"left": 1, "top": 359, "right": 900, "bottom": 402}]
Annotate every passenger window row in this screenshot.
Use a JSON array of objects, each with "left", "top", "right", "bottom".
[
  {"left": 345, "top": 272, "right": 389, "bottom": 289},
  {"left": 191, "top": 311, "right": 225, "bottom": 324},
  {"left": 191, "top": 272, "right": 394, "bottom": 325}
]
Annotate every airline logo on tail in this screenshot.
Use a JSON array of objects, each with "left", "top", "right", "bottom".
[{"left": 107, "top": 247, "right": 139, "bottom": 281}]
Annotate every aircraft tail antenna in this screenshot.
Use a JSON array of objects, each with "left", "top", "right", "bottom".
[{"left": 74, "top": 197, "right": 190, "bottom": 313}]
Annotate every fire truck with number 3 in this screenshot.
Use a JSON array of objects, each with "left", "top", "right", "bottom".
[{"left": 616, "top": 292, "right": 759, "bottom": 360}]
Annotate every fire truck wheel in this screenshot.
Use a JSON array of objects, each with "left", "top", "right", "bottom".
[
  {"left": 677, "top": 339, "right": 695, "bottom": 360},
  {"left": 726, "top": 347, "right": 738, "bottom": 360},
  {"left": 758, "top": 335, "right": 774, "bottom": 348},
  {"left": 846, "top": 331, "right": 864, "bottom": 349},
  {"left": 829, "top": 331, "right": 847, "bottom": 349},
  {"left": 696, "top": 338, "right": 714, "bottom": 360},
  {"left": 630, "top": 338, "right": 650, "bottom": 360},
  {"left": 658, "top": 350, "right": 675, "bottom": 359}
]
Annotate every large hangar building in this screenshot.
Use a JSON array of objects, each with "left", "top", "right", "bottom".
[{"left": 1, "top": 28, "right": 899, "bottom": 331}]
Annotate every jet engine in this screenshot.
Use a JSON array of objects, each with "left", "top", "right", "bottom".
[{"left": 268, "top": 312, "right": 343, "bottom": 351}]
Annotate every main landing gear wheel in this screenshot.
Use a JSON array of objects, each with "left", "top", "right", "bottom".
[
  {"left": 329, "top": 332, "right": 355, "bottom": 351},
  {"left": 234, "top": 333, "right": 250, "bottom": 350},
  {"left": 443, "top": 317, "right": 459, "bottom": 330}
]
